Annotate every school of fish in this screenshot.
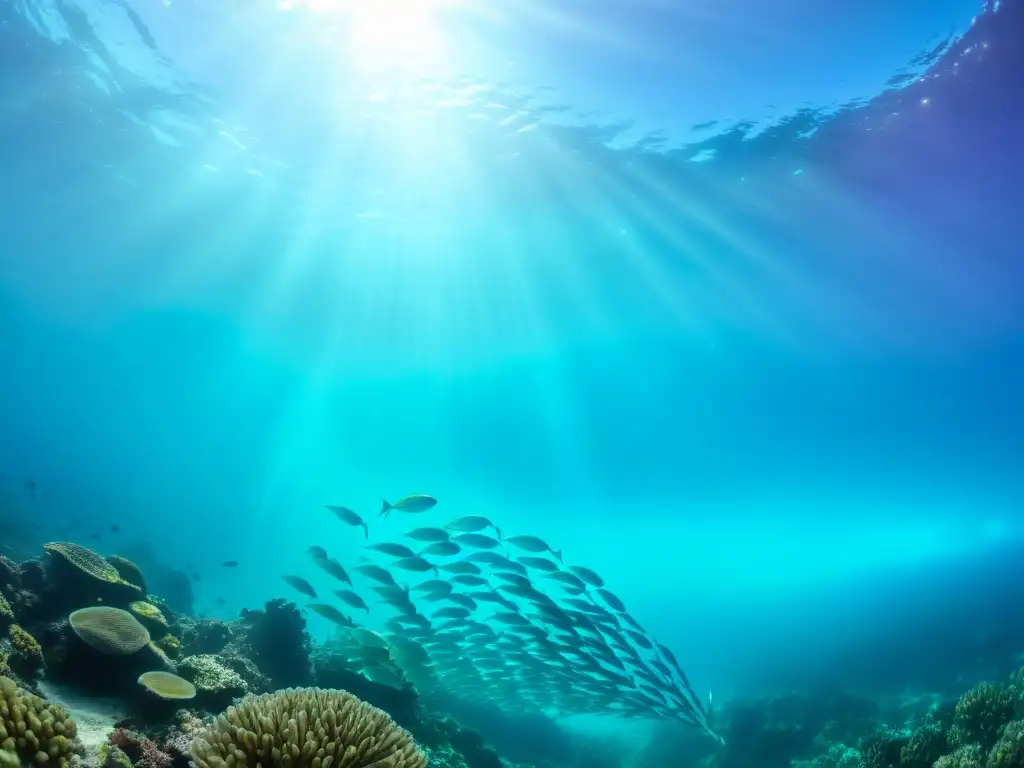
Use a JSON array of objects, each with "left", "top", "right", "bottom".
[{"left": 278, "top": 494, "right": 722, "bottom": 743}]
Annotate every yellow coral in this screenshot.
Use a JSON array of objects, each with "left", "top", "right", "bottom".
[
  {"left": 0, "top": 675, "right": 79, "bottom": 768},
  {"left": 138, "top": 671, "right": 196, "bottom": 700}
]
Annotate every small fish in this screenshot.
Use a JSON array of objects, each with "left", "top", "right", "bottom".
[
  {"left": 597, "top": 588, "right": 626, "bottom": 612},
  {"left": 392, "top": 556, "right": 438, "bottom": 575},
  {"left": 451, "top": 574, "right": 488, "bottom": 587},
  {"left": 380, "top": 495, "right": 437, "bottom": 518},
  {"left": 221, "top": 560, "right": 239, "bottom": 568},
  {"left": 452, "top": 533, "right": 503, "bottom": 550},
  {"left": 433, "top": 606, "right": 471, "bottom": 620},
  {"left": 326, "top": 505, "right": 369, "bottom": 538},
  {"left": 568, "top": 565, "right": 605, "bottom": 588},
  {"left": 308, "top": 603, "right": 354, "bottom": 627},
  {"left": 216, "top": 597, "right": 227, "bottom": 607},
  {"left": 90, "top": 533, "right": 101, "bottom": 541},
  {"left": 109, "top": 525, "right": 120, "bottom": 534},
  {"left": 24, "top": 478, "right": 36, "bottom": 499},
  {"left": 360, "top": 663, "right": 406, "bottom": 689},
  {"left": 503, "top": 535, "right": 561, "bottom": 561},
  {"left": 419, "top": 541, "right": 461, "bottom": 558},
  {"left": 406, "top": 527, "right": 450, "bottom": 542},
  {"left": 307, "top": 545, "right": 328, "bottom": 560},
  {"left": 437, "top": 561, "right": 482, "bottom": 575},
  {"left": 333, "top": 589, "right": 370, "bottom": 613},
  {"left": 314, "top": 557, "right": 352, "bottom": 586},
  {"left": 517, "top": 556, "right": 559, "bottom": 572},
  {"left": 446, "top": 593, "right": 478, "bottom": 611},
  {"left": 367, "top": 542, "right": 417, "bottom": 558},
  {"left": 445, "top": 516, "right": 501, "bottom": 536},
  {"left": 355, "top": 564, "right": 397, "bottom": 586},
  {"left": 411, "top": 579, "right": 451, "bottom": 595},
  {"left": 282, "top": 574, "right": 317, "bottom": 598}
]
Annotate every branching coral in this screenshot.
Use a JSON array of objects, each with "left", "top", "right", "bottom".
[
  {"left": 188, "top": 687, "right": 427, "bottom": 768},
  {"left": 0, "top": 674, "right": 79, "bottom": 767}
]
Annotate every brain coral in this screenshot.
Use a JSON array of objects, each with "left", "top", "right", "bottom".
[
  {"left": 69, "top": 607, "right": 151, "bottom": 655},
  {"left": 138, "top": 672, "right": 197, "bottom": 701},
  {"left": 0, "top": 674, "right": 79, "bottom": 767},
  {"left": 188, "top": 687, "right": 427, "bottom": 768},
  {"left": 950, "top": 683, "right": 1018, "bottom": 752}
]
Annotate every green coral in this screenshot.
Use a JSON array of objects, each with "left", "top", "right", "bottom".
[
  {"left": 0, "top": 674, "right": 79, "bottom": 767},
  {"left": 156, "top": 634, "right": 181, "bottom": 659},
  {"left": 937, "top": 745, "right": 985, "bottom": 768},
  {"left": 128, "top": 601, "right": 168, "bottom": 633},
  {"left": 988, "top": 721, "right": 1024, "bottom": 768},
  {"left": 901, "top": 723, "right": 947, "bottom": 768},
  {"left": 96, "top": 744, "right": 133, "bottom": 768},
  {"left": 950, "top": 683, "right": 1018, "bottom": 752},
  {"left": 0, "top": 593, "right": 12, "bottom": 627},
  {"left": 7, "top": 624, "right": 43, "bottom": 676}
]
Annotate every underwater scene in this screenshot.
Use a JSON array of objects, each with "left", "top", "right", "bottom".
[{"left": 1, "top": 0, "right": 1023, "bottom": 767}]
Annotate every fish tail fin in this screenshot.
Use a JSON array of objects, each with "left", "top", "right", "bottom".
[
  {"left": 380, "top": 498, "right": 392, "bottom": 517},
  {"left": 494, "top": 525, "right": 503, "bottom": 539},
  {"left": 553, "top": 548, "right": 564, "bottom": 563},
  {"left": 361, "top": 521, "right": 369, "bottom": 539}
]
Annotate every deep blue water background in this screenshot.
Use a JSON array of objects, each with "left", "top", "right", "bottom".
[{"left": 1, "top": 0, "right": 1022, "bottom": 727}]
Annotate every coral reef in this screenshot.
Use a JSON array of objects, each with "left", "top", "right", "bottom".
[
  {"left": 42, "top": 543, "right": 142, "bottom": 612},
  {"left": 236, "top": 599, "right": 312, "bottom": 688},
  {"left": 110, "top": 729, "right": 172, "bottom": 768},
  {"left": 136, "top": 673, "right": 195, "bottom": 702},
  {"left": 900, "top": 723, "right": 947, "bottom": 768},
  {"left": 188, "top": 688, "right": 427, "bottom": 768},
  {"left": 6, "top": 624, "right": 44, "bottom": 680},
  {"left": 127, "top": 604, "right": 168, "bottom": 636},
  {"left": 989, "top": 721, "right": 1024, "bottom": 768},
  {"left": 176, "top": 620, "right": 231, "bottom": 658},
  {"left": 0, "top": 674, "right": 80, "bottom": 767},
  {"left": 104, "top": 558, "right": 147, "bottom": 596},
  {"left": 935, "top": 744, "right": 985, "bottom": 768},
  {"left": 175, "top": 655, "right": 245, "bottom": 710},
  {"left": 949, "top": 683, "right": 1018, "bottom": 752}
]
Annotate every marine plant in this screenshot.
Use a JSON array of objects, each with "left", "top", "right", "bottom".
[
  {"left": 0, "top": 674, "right": 79, "bottom": 767},
  {"left": 949, "top": 683, "right": 1017, "bottom": 752},
  {"left": 188, "top": 687, "right": 427, "bottom": 768}
]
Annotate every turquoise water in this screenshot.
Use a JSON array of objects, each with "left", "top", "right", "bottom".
[{"left": 1, "top": 0, "right": 1022, "bottom": 751}]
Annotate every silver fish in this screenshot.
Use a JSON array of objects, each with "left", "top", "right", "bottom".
[
  {"left": 282, "top": 574, "right": 317, "bottom": 598},
  {"left": 380, "top": 494, "right": 437, "bottom": 518},
  {"left": 367, "top": 542, "right": 417, "bottom": 558},
  {"left": 445, "top": 516, "right": 501, "bottom": 536},
  {"left": 334, "top": 589, "right": 370, "bottom": 613},
  {"left": 406, "top": 527, "right": 450, "bottom": 542},
  {"left": 326, "top": 505, "right": 369, "bottom": 538}
]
